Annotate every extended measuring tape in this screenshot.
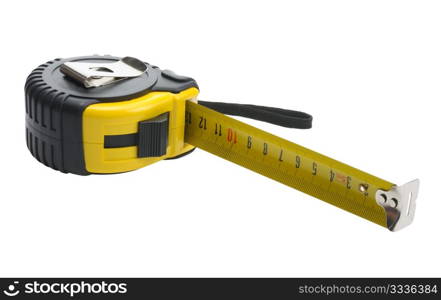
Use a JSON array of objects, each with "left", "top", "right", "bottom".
[{"left": 25, "top": 55, "right": 419, "bottom": 231}]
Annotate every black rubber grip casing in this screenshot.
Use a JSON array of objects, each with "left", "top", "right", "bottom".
[{"left": 25, "top": 56, "right": 198, "bottom": 175}]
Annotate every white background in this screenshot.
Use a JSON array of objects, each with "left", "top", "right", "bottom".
[{"left": 0, "top": 0, "right": 440, "bottom": 277}]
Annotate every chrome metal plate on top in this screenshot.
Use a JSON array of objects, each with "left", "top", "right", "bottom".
[{"left": 60, "top": 56, "right": 147, "bottom": 88}]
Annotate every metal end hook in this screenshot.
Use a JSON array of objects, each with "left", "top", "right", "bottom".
[
  {"left": 60, "top": 56, "right": 147, "bottom": 88},
  {"left": 375, "top": 179, "right": 419, "bottom": 232}
]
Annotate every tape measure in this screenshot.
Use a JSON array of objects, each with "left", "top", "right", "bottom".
[{"left": 25, "top": 55, "right": 419, "bottom": 231}]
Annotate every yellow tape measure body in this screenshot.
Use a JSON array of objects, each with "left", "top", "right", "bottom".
[
  {"left": 25, "top": 55, "right": 418, "bottom": 231},
  {"left": 82, "top": 88, "right": 199, "bottom": 173}
]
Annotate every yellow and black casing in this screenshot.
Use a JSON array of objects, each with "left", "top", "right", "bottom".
[{"left": 25, "top": 56, "right": 199, "bottom": 175}]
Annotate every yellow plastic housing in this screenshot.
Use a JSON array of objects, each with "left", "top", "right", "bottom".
[{"left": 82, "top": 87, "right": 199, "bottom": 173}]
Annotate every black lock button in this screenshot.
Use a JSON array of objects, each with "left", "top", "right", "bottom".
[{"left": 138, "top": 113, "right": 169, "bottom": 158}]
